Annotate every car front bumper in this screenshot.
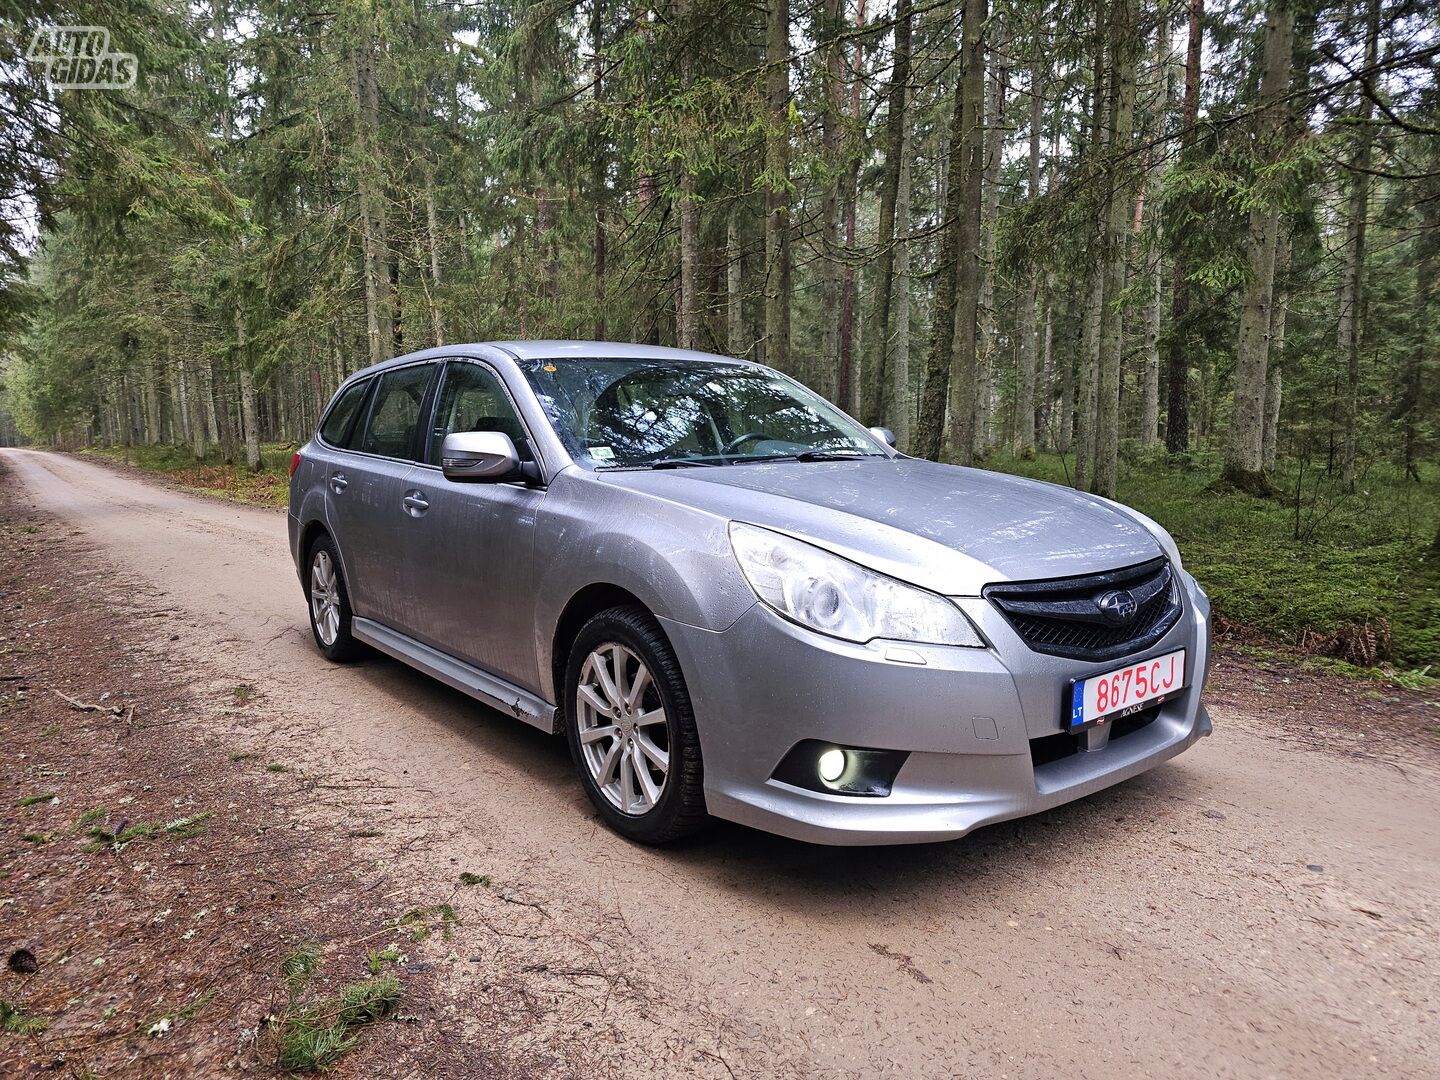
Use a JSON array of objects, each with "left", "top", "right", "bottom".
[{"left": 658, "top": 570, "right": 1213, "bottom": 846}]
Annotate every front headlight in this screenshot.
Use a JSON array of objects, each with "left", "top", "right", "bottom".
[{"left": 728, "top": 522, "right": 985, "bottom": 647}]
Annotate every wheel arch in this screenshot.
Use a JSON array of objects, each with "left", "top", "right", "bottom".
[
  {"left": 550, "top": 583, "right": 657, "bottom": 716},
  {"left": 298, "top": 518, "right": 332, "bottom": 592}
]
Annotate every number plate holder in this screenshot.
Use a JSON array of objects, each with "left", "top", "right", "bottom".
[{"left": 1066, "top": 648, "right": 1187, "bottom": 732}]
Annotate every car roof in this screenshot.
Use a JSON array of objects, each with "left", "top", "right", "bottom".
[
  {"left": 486, "top": 340, "right": 744, "bottom": 363},
  {"left": 341, "top": 341, "right": 756, "bottom": 387}
]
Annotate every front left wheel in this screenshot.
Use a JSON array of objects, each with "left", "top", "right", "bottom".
[{"left": 564, "top": 606, "right": 708, "bottom": 844}]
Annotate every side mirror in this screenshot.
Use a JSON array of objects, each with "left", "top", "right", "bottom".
[
  {"left": 869, "top": 426, "right": 897, "bottom": 449},
  {"left": 441, "top": 430, "right": 522, "bottom": 482}
]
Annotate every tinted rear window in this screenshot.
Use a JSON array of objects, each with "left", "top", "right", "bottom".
[
  {"left": 319, "top": 379, "right": 370, "bottom": 447},
  {"left": 356, "top": 364, "right": 435, "bottom": 460}
]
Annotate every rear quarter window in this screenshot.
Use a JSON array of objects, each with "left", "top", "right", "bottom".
[{"left": 319, "top": 379, "right": 371, "bottom": 448}]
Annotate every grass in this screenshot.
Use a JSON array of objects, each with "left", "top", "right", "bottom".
[
  {"left": 458, "top": 872, "right": 491, "bottom": 887},
  {"left": 273, "top": 945, "right": 401, "bottom": 1074},
  {"left": 266, "top": 762, "right": 288, "bottom": 773},
  {"left": 80, "top": 811, "right": 211, "bottom": 851},
  {"left": 977, "top": 448, "right": 1440, "bottom": 667},
  {"left": 366, "top": 946, "right": 404, "bottom": 974},
  {"left": 283, "top": 944, "right": 321, "bottom": 994},
  {"left": 229, "top": 751, "right": 259, "bottom": 762},
  {"left": 17, "top": 792, "right": 57, "bottom": 807},
  {"left": 78, "top": 442, "right": 293, "bottom": 509},
  {"left": 385, "top": 904, "right": 460, "bottom": 943},
  {"left": 0, "top": 999, "right": 47, "bottom": 1035}
]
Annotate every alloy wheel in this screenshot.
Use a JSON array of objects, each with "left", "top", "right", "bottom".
[
  {"left": 310, "top": 549, "right": 341, "bottom": 646},
  {"left": 575, "top": 642, "right": 671, "bottom": 815}
]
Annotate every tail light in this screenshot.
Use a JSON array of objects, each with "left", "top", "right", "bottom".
[{"left": 289, "top": 451, "right": 302, "bottom": 478}]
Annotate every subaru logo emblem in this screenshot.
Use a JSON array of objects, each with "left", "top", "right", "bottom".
[{"left": 1096, "top": 589, "right": 1138, "bottom": 624}]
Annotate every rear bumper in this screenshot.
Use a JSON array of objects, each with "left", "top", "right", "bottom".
[{"left": 660, "top": 570, "right": 1213, "bottom": 846}]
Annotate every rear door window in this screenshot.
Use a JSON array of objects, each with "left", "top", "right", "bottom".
[
  {"left": 356, "top": 364, "right": 436, "bottom": 460},
  {"left": 318, "top": 378, "right": 371, "bottom": 448}
]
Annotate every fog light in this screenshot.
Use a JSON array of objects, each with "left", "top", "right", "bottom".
[{"left": 772, "top": 740, "right": 910, "bottom": 797}]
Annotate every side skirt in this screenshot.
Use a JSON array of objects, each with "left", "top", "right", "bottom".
[{"left": 351, "top": 617, "right": 558, "bottom": 734}]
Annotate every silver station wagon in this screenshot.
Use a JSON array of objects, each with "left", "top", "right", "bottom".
[{"left": 288, "top": 341, "right": 1213, "bottom": 845}]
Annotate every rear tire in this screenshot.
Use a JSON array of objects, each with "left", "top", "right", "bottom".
[
  {"left": 564, "top": 606, "right": 708, "bottom": 844},
  {"left": 305, "top": 534, "right": 364, "bottom": 662}
]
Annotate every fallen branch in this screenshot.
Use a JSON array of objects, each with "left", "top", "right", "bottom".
[{"left": 52, "top": 688, "right": 124, "bottom": 715}]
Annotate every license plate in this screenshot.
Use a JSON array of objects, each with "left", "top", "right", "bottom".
[{"left": 1068, "top": 649, "right": 1186, "bottom": 730}]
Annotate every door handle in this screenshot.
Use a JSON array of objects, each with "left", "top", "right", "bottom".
[
  {"left": 402, "top": 490, "right": 429, "bottom": 516},
  {"left": 330, "top": 473, "right": 348, "bottom": 493}
]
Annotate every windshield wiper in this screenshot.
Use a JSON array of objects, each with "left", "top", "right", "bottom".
[
  {"left": 793, "top": 450, "right": 883, "bottom": 462},
  {"left": 731, "top": 450, "right": 882, "bottom": 464},
  {"left": 596, "top": 457, "right": 721, "bottom": 471}
]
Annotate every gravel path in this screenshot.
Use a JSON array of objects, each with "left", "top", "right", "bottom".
[{"left": 4, "top": 446, "right": 1436, "bottom": 1079}]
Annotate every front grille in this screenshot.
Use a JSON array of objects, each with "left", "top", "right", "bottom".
[{"left": 984, "top": 557, "right": 1182, "bottom": 662}]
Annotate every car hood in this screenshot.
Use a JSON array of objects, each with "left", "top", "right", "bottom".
[{"left": 598, "top": 457, "right": 1163, "bottom": 596}]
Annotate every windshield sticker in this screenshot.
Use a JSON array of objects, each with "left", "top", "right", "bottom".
[{"left": 589, "top": 446, "right": 615, "bottom": 462}]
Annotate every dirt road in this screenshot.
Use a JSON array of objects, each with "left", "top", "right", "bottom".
[{"left": 4, "top": 447, "right": 1437, "bottom": 1079}]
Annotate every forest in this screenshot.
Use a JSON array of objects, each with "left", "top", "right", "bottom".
[{"left": 1, "top": 0, "right": 1437, "bottom": 666}]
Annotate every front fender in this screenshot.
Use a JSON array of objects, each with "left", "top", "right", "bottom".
[{"left": 529, "top": 471, "right": 756, "bottom": 702}]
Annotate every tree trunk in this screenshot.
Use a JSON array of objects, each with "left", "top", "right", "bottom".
[
  {"left": 142, "top": 353, "right": 161, "bottom": 445},
  {"left": 188, "top": 357, "right": 210, "bottom": 461},
  {"left": 351, "top": 20, "right": 390, "bottom": 368},
  {"left": 424, "top": 172, "right": 445, "bottom": 347},
  {"left": 836, "top": 0, "right": 867, "bottom": 411},
  {"left": 1165, "top": 0, "right": 1203, "bottom": 454},
  {"left": 816, "top": 0, "right": 844, "bottom": 394},
  {"left": 976, "top": 16, "right": 1008, "bottom": 456},
  {"left": 1139, "top": 16, "right": 1173, "bottom": 449},
  {"left": 938, "top": 0, "right": 987, "bottom": 465},
  {"left": 764, "top": 0, "right": 792, "bottom": 374},
  {"left": 169, "top": 356, "right": 187, "bottom": 447},
  {"left": 235, "top": 309, "right": 262, "bottom": 472},
  {"left": 726, "top": 214, "right": 745, "bottom": 357},
  {"left": 1075, "top": 265, "right": 1103, "bottom": 490},
  {"left": 1398, "top": 144, "right": 1438, "bottom": 482},
  {"left": 1015, "top": 61, "right": 1043, "bottom": 456},
  {"left": 1074, "top": 47, "right": 1106, "bottom": 491},
  {"left": 592, "top": 0, "right": 608, "bottom": 342},
  {"left": 914, "top": 57, "right": 966, "bottom": 457},
  {"left": 1093, "top": 0, "right": 1138, "bottom": 500},
  {"left": 676, "top": 0, "right": 700, "bottom": 350},
  {"left": 1338, "top": 0, "right": 1379, "bottom": 489},
  {"left": 892, "top": 135, "right": 914, "bottom": 450},
  {"left": 1222, "top": 0, "right": 1294, "bottom": 493},
  {"left": 1262, "top": 232, "right": 1291, "bottom": 471},
  {"left": 678, "top": 172, "right": 701, "bottom": 349},
  {"left": 861, "top": 0, "right": 913, "bottom": 427}
]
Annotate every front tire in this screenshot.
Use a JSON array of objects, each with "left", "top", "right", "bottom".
[
  {"left": 564, "top": 606, "right": 708, "bottom": 844},
  {"left": 305, "top": 535, "right": 363, "bottom": 662}
]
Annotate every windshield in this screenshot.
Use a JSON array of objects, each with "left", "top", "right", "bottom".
[{"left": 518, "top": 357, "right": 886, "bottom": 469}]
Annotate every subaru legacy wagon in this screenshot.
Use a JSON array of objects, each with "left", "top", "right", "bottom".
[{"left": 288, "top": 341, "right": 1212, "bottom": 845}]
